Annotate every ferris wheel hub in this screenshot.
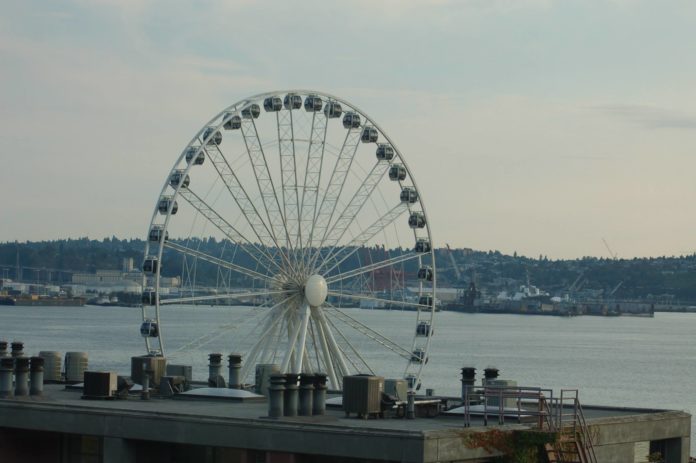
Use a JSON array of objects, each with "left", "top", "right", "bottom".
[{"left": 304, "top": 274, "right": 328, "bottom": 307}]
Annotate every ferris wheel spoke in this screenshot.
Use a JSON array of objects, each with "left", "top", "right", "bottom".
[
  {"left": 314, "top": 307, "right": 350, "bottom": 384},
  {"left": 311, "top": 316, "right": 339, "bottom": 388},
  {"left": 292, "top": 302, "right": 312, "bottom": 373},
  {"left": 323, "top": 312, "right": 371, "bottom": 375},
  {"left": 164, "top": 241, "right": 273, "bottom": 284},
  {"left": 325, "top": 252, "right": 421, "bottom": 285},
  {"left": 315, "top": 202, "right": 409, "bottom": 275},
  {"left": 307, "top": 319, "right": 322, "bottom": 373},
  {"left": 239, "top": 298, "right": 294, "bottom": 381},
  {"left": 310, "top": 127, "right": 362, "bottom": 251},
  {"left": 160, "top": 289, "right": 287, "bottom": 305},
  {"left": 276, "top": 107, "right": 300, "bottom": 252},
  {"left": 264, "top": 317, "right": 285, "bottom": 365},
  {"left": 313, "top": 161, "right": 390, "bottom": 267},
  {"left": 168, "top": 296, "right": 278, "bottom": 363},
  {"left": 324, "top": 304, "right": 413, "bottom": 360},
  {"left": 327, "top": 290, "right": 427, "bottom": 311},
  {"left": 241, "top": 296, "right": 293, "bottom": 378},
  {"left": 277, "top": 110, "right": 302, "bottom": 252},
  {"left": 280, "top": 309, "right": 304, "bottom": 372},
  {"left": 203, "top": 144, "right": 288, "bottom": 262},
  {"left": 168, "top": 322, "right": 237, "bottom": 357},
  {"left": 177, "top": 188, "right": 282, "bottom": 275},
  {"left": 298, "top": 110, "right": 328, "bottom": 267},
  {"left": 241, "top": 117, "right": 292, "bottom": 254}
]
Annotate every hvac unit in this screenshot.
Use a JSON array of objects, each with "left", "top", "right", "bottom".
[
  {"left": 64, "top": 352, "right": 88, "bottom": 383},
  {"left": 166, "top": 364, "right": 192, "bottom": 383},
  {"left": 39, "top": 351, "right": 62, "bottom": 382},
  {"left": 384, "top": 379, "right": 408, "bottom": 401},
  {"left": 255, "top": 364, "right": 280, "bottom": 397},
  {"left": 130, "top": 356, "right": 167, "bottom": 386},
  {"left": 343, "top": 375, "right": 384, "bottom": 418},
  {"left": 486, "top": 379, "right": 518, "bottom": 409},
  {"left": 83, "top": 371, "right": 117, "bottom": 399}
]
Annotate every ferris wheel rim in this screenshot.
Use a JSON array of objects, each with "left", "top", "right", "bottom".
[{"left": 142, "top": 90, "right": 437, "bottom": 390}]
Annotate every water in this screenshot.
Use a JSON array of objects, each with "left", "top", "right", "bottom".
[{"left": 2, "top": 306, "right": 694, "bottom": 452}]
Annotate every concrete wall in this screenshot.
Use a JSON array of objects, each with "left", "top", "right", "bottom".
[
  {"left": 589, "top": 411, "right": 691, "bottom": 463},
  {"left": 0, "top": 399, "right": 690, "bottom": 463},
  {"left": 0, "top": 402, "right": 425, "bottom": 462}
]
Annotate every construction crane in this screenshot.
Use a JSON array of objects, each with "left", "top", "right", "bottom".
[
  {"left": 567, "top": 271, "right": 587, "bottom": 296},
  {"left": 608, "top": 281, "right": 623, "bottom": 297},
  {"left": 446, "top": 244, "right": 463, "bottom": 282},
  {"left": 602, "top": 238, "right": 618, "bottom": 260}
]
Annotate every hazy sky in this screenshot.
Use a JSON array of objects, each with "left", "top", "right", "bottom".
[{"left": 2, "top": 0, "right": 696, "bottom": 259}]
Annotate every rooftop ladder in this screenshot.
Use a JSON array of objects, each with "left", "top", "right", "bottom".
[{"left": 546, "top": 389, "right": 597, "bottom": 463}]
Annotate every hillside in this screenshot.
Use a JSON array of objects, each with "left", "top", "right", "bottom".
[{"left": 2, "top": 239, "right": 696, "bottom": 302}]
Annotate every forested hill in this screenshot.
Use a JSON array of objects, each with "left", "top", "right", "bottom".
[{"left": 2, "top": 238, "right": 696, "bottom": 301}]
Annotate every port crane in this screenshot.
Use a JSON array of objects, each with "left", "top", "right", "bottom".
[
  {"left": 567, "top": 271, "right": 586, "bottom": 294},
  {"left": 607, "top": 280, "right": 623, "bottom": 298},
  {"left": 602, "top": 238, "right": 618, "bottom": 260},
  {"left": 445, "top": 244, "right": 463, "bottom": 283}
]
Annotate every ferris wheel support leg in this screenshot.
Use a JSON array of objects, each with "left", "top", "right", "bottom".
[
  {"left": 317, "top": 309, "right": 350, "bottom": 384},
  {"left": 294, "top": 302, "right": 312, "bottom": 373},
  {"left": 314, "top": 316, "right": 339, "bottom": 388},
  {"left": 281, "top": 312, "right": 303, "bottom": 373},
  {"left": 154, "top": 299, "right": 165, "bottom": 356},
  {"left": 284, "top": 316, "right": 294, "bottom": 369}
]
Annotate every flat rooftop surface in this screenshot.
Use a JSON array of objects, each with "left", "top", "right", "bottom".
[
  {"left": 2, "top": 385, "right": 690, "bottom": 463},
  {"left": 0, "top": 384, "right": 670, "bottom": 434}
]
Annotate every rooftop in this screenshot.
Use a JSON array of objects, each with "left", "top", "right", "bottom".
[{"left": 0, "top": 384, "right": 689, "bottom": 463}]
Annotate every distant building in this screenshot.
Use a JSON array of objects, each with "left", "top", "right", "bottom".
[
  {"left": 122, "top": 257, "right": 134, "bottom": 273},
  {"left": 72, "top": 269, "right": 146, "bottom": 294},
  {"left": 62, "top": 284, "right": 87, "bottom": 297},
  {"left": 72, "top": 270, "right": 122, "bottom": 284},
  {"left": 2, "top": 282, "right": 28, "bottom": 294},
  {"left": 145, "top": 275, "right": 181, "bottom": 288}
]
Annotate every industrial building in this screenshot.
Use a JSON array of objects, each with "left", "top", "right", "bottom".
[{"left": 0, "top": 357, "right": 690, "bottom": 463}]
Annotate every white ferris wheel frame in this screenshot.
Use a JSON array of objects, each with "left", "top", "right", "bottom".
[{"left": 141, "top": 90, "right": 437, "bottom": 391}]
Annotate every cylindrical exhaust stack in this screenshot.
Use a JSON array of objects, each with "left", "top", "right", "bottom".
[
  {"left": 298, "top": 374, "right": 314, "bottom": 416},
  {"left": 0, "top": 357, "right": 13, "bottom": 398},
  {"left": 483, "top": 367, "right": 499, "bottom": 386},
  {"left": 407, "top": 391, "right": 416, "bottom": 419},
  {"left": 283, "top": 373, "right": 299, "bottom": 417},
  {"left": 461, "top": 367, "right": 476, "bottom": 400},
  {"left": 30, "top": 357, "right": 44, "bottom": 396},
  {"left": 208, "top": 353, "right": 222, "bottom": 378},
  {"left": 141, "top": 361, "right": 151, "bottom": 400},
  {"left": 64, "top": 352, "right": 88, "bottom": 384},
  {"left": 312, "top": 373, "right": 327, "bottom": 416},
  {"left": 11, "top": 341, "right": 24, "bottom": 359},
  {"left": 227, "top": 353, "right": 242, "bottom": 389},
  {"left": 39, "top": 351, "right": 62, "bottom": 382},
  {"left": 14, "top": 357, "right": 29, "bottom": 396},
  {"left": 268, "top": 374, "right": 285, "bottom": 418}
]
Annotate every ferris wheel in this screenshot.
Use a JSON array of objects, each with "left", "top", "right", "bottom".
[{"left": 141, "top": 91, "right": 436, "bottom": 391}]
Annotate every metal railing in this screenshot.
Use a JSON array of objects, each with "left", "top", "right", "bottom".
[
  {"left": 559, "top": 389, "right": 597, "bottom": 463},
  {"left": 461, "top": 385, "right": 556, "bottom": 428},
  {"left": 459, "top": 386, "right": 597, "bottom": 463}
]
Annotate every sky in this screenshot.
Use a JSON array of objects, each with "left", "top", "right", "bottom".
[{"left": 1, "top": 0, "right": 696, "bottom": 259}]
